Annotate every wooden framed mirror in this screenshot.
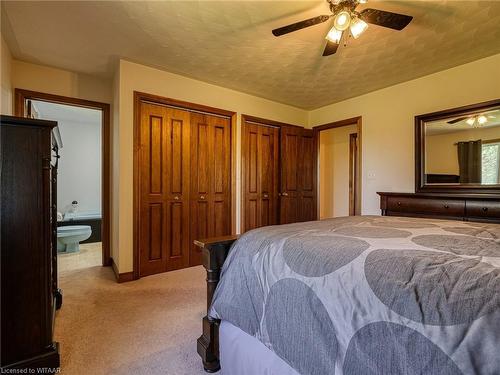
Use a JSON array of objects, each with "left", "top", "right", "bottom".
[{"left": 415, "top": 99, "right": 500, "bottom": 194}]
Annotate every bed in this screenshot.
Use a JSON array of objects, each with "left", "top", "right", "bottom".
[{"left": 195, "top": 215, "right": 500, "bottom": 375}]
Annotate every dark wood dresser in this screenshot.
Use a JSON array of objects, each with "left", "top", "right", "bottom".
[
  {"left": 378, "top": 192, "right": 500, "bottom": 223},
  {"left": 1, "top": 115, "right": 62, "bottom": 371}
]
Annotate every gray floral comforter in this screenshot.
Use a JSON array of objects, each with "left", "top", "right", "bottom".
[{"left": 209, "top": 216, "right": 500, "bottom": 375}]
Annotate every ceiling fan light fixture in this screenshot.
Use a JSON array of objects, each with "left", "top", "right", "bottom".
[
  {"left": 466, "top": 118, "right": 476, "bottom": 126},
  {"left": 350, "top": 18, "right": 368, "bottom": 39},
  {"left": 333, "top": 11, "right": 351, "bottom": 31},
  {"left": 358, "top": 0, "right": 368, "bottom": 3},
  {"left": 478, "top": 115, "right": 488, "bottom": 125},
  {"left": 326, "top": 27, "right": 343, "bottom": 43}
]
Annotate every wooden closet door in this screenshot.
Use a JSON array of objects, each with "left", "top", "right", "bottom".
[
  {"left": 138, "top": 103, "right": 190, "bottom": 276},
  {"left": 190, "top": 112, "right": 231, "bottom": 266},
  {"left": 280, "top": 126, "right": 317, "bottom": 224},
  {"left": 299, "top": 129, "right": 317, "bottom": 222},
  {"left": 242, "top": 122, "right": 279, "bottom": 232},
  {"left": 279, "top": 126, "right": 301, "bottom": 224}
]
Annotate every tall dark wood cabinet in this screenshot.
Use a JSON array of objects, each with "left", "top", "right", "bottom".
[{"left": 1, "top": 115, "right": 62, "bottom": 371}]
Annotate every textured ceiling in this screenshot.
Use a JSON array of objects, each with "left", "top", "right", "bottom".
[{"left": 2, "top": 1, "right": 500, "bottom": 109}]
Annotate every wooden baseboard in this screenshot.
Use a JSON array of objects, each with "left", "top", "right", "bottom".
[{"left": 111, "top": 257, "right": 135, "bottom": 283}]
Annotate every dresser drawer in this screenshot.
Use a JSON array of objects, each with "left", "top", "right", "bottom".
[
  {"left": 386, "top": 197, "right": 465, "bottom": 216},
  {"left": 466, "top": 200, "right": 500, "bottom": 220}
]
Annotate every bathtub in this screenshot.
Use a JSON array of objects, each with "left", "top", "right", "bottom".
[{"left": 58, "top": 211, "right": 102, "bottom": 243}]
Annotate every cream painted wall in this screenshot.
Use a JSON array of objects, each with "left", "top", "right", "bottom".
[
  {"left": 319, "top": 125, "right": 357, "bottom": 219},
  {"left": 11, "top": 60, "right": 112, "bottom": 104},
  {"left": 309, "top": 53, "right": 500, "bottom": 215},
  {"left": 55, "top": 114, "right": 102, "bottom": 215},
  {"left": 115, "top": 59, "right": 308, "bottom": 273},
  {"left": 1, "top": 34, "right": 12, "bottom": 115},
  {"left": 426, "top": 126, "right": 500, "bottom": 175}
]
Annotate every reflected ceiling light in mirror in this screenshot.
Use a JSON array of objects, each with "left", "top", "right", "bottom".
[{"left": 466, "top": 118, "right": 476, "bottom": 126}]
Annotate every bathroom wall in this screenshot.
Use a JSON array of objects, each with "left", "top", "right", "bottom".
[{"left": 34, "top": 101, "right": 102, "bottom": 215}]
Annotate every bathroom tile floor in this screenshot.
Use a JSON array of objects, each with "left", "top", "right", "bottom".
[{"left": 58, "top": 242, "right": 102, "bottom": 273}]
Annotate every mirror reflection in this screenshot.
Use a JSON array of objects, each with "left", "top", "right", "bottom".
[{"left": 425, "top": 108, "right": 500, "bottom": 185}]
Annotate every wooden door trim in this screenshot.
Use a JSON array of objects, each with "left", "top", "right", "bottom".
[
  {"left": 349, "top": 133, "right": 358, "bottom": 216},
  {"left": 313, "top": 116, "right": 362, "bottom": 218},
  {"left": 14, "top": 88, "right": 112, "bottom": 267},
  {"left": 133, "top": 91, "right": 236, "bottom": 280},
  {"left": 135, "top": 91, "right": 235, "bottom": 118},
  {"left": 242, "top": 114, "right": 303, "bottom": 129}
]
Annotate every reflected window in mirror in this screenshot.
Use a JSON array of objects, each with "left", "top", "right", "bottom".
[
  {"left": 482, "top": 141, "right": 500, "bottom": 184},
  {"left": 424, "top": 107, "right": 500, "bottom": 186}
]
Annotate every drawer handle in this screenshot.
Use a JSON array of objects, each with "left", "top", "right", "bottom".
[
  {"left": 482, "top": 207, "right": 488, "bottom": 212},
  {"left": 444, "top": 204, "right": 449, "bottom": 209},
  {"left": 200, "top": 195, "right": 206, "bottom": 200},
  {"left": 263, "top": 194, "right": 269, "bottom": 198},
  {"left": 174, "top": 196, "right": 180, "bottom": 200},
  {"left": 397, "top": 201, "right": 402, "bottom": 206}
]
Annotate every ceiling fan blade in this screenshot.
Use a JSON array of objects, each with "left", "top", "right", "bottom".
[
  {"left": 272, "top": 15, "right": 330, "bottom": 36},
  {"left": 359, "top": 8, "right": 413, "bottom": 30},
  {"left": 447, "top": 117, "right": 468, "bottom": 124},
  {"left": 323, "top": 40, "right": 339, "bottom": 56}
]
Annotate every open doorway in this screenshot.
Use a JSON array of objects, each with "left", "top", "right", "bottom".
[
  {"left": 15, "top": 89, "right": 110, "bottom": 271},
  {"left": 313, "top": 117, "right": 362, "bottom": 219}
]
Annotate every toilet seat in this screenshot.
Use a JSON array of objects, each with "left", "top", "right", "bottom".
[{"left": 57, "top": 225, "right": 91, "bottom": 236}]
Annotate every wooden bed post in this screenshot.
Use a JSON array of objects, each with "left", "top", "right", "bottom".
[{"left": 194, "top": 235, "right": 239, "bottom": 373}]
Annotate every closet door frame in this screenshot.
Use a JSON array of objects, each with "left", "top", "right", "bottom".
[
  {"left": 240, "top": 114, "right": 303, "bottom": 232},
  {"left": 133, "top": 91, "right": 236, "bottom": 280}
]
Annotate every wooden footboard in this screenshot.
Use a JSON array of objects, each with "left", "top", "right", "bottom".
[{"left": 194, "top": 235, "right": 239, "bottom": 373}]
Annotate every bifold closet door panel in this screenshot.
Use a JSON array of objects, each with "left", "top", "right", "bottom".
[
  {"left": 279, "top": 126, "right": 301, "bottom": 224},
  {"left": 299, "top": 129, "right": 317, "bottom": 222},
  {"left": 242, "top": 122, "right": 279, "bottom": 232},
  {"left": 190, "top": 112, "right": 231, "bottom": 266},
  {"left": 279, "top": 126, "right": 318, "bottom": 224},
  {"left": 138, "top": 103, "right": 191, "bottom": 276}
]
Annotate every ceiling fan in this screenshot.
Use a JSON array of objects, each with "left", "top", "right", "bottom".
[
  {"left": 272, "top": 0, "right": 413, "bottom": 56},
  {"left": 447, "top": 111, "right": 498, "bottom": 126}
]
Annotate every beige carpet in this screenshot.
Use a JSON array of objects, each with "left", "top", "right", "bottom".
[{"left": 55, "top": 256, "right": 208, "bottom": 375}]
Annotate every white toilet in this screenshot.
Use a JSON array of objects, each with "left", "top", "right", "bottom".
[{"left": 57, "top": 225, "right": 92, "bottom": 253}]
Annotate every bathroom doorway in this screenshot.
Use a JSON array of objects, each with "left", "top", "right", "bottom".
[{"left": 14, "top": 89, "right": 111, "bottom": 270}]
